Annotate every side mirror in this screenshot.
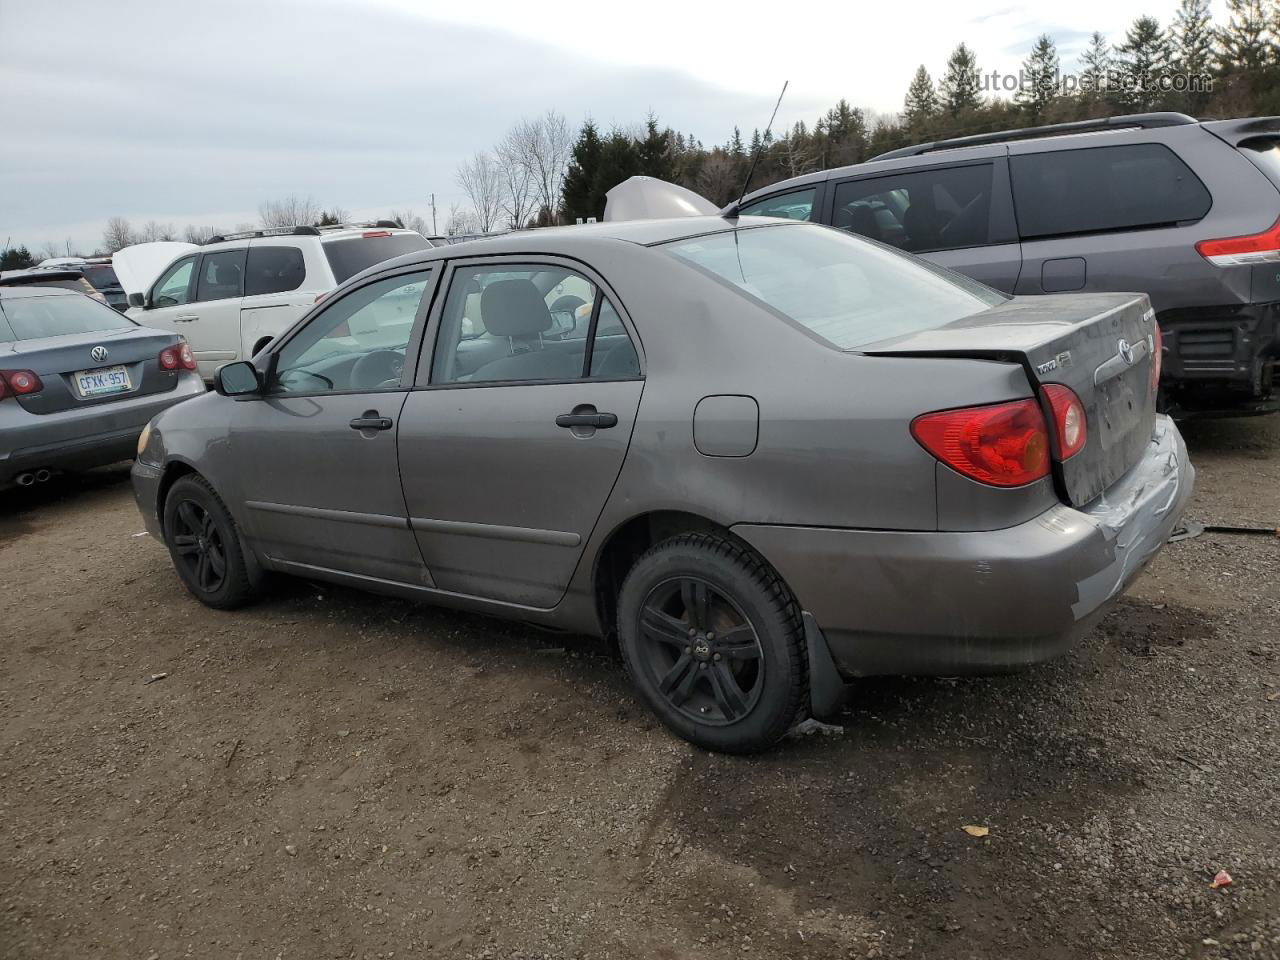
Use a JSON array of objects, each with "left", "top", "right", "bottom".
[
  {"left": 215, "top": 361, "right": 262, "bottom": 397},
  {"left": 128, "top": 292, "right": 146, "bottom": 309}
]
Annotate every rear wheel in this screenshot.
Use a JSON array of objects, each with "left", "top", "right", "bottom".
[
  {"left": 163, "top": 475, "right": 260, "bottom": 609},
  {"left": 617, "top": 533, "right": 809, "bottom": 753}
]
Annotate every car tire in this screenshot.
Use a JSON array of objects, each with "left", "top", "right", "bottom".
[
  {"left": 617, "top": 533, "right": 809, "bottom": 753},
  {"left": 162, "top": 474, "right": 261, "bottom": 610}
]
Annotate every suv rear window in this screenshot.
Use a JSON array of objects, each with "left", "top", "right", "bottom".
[
  {"left": 663, "top": 224, "right": 1005, "bottom": 350},
  {"left": 323, "top": 233, "right": 429, "bottom": 284},
  {"left": 1011, "top": 143, "right": 1211, "bottom": 239},
  {"left": 0, "top": 293, "right": 134, "bottom": 342},
  {"left": 80, "top": 264, "right": 122, "bottom": 291}
]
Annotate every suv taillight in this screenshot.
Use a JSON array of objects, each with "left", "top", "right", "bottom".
[
  {"left": 0, "top": 369, "right": 44, "bottom": 399},
  {"left": 158, "top": 341, "right": 196, "bottom": 371},
  {"left": 1195, "top": 215, "right": 1280, "bottom": 266},
  {"left": 1042, "top": 384, "right": 1087, "bottom": 460},
  {"left": 911, "top": 398, "right": 1051, "bottom": 487}
]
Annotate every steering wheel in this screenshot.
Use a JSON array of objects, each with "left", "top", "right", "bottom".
[{"left": 351, "top": 349, "right": 405, "bottom": 389}]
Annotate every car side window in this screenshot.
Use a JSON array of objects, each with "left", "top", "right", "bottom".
[
  {"left": 831, "top": 164, "right": 994, "bottom": 253},
  {"left": 740, "top": 187, "right": 816, "bottom": 221},
  {"left": 245, "top": 246, "right": 306, "bottom": 296},
  {"left": 432, "top": 264, "right": 638, "bottom": 385},
  {"left": 270, "top": 271, "right": 431, "bottom": 395},
  {"left": 152, "top": 256, "right": 196, "bottom": 307},
  {"left": 195, "top": 249, "right": 246, "bottom": 303}
]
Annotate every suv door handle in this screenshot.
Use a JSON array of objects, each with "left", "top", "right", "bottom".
[
  {"left": 174, "top": 314, "right": 199, "bottom": 323},
  {"left": 556, "top": 411, "right": 618, "bottom": 429},
  {"left": 349, "top": 414, "right": 393, "bottom": 431}
]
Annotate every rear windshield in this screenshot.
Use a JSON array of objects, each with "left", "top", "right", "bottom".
[
  {"left": 663, "top": 224, "right": 1005, "bottom": 349},
  {"left": 323, "top": 233, "right": 429, "bottom": 284},
  {"left": 79, "top": 263, "right": 123, "bottom": 290},
  {"left": 1237, "top": 136, "right": 1280, "bottom": 189},
  {"left": 0, "top": 293, "right": 134, "bottom": 342}
]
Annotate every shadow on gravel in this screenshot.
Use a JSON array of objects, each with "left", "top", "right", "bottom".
[
  {"left": 1178, "top": 414, "right": 1279, "bottom": 458},
  {"left": 0, "top": 462, "right": 134, "bottom": 542}
]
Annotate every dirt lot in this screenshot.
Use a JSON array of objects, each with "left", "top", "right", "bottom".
[{"left": 2, "top": 418, "right": 1278, "bottom": 960}]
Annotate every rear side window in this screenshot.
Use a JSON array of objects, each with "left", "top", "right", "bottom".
[
  {"left": 246, "top": 246, "right": 306, "bottom": 296},
  {"left": 1236, "top": 136, "right": 1280, "bottom": 190},
  {"left": 664, "top": 224, "right": 1005, "bottom": 350},
  {"left": 740, "top": 188, "right": 816, "bottom": 221},
  {"left": 0, "top": 293, "right": 134, "bottom": 342},
  {"left": 195, "top": 249, "right": 245, "bottom": 302},
  {"left": 1011, "top": 143, "right": 1211, "bottom": 239},
  {"left": 323, "top": 233, "right": 430, "bottom": 284},
  {"left": 832, "top": 164, "right": 994, "bottom": 253}
]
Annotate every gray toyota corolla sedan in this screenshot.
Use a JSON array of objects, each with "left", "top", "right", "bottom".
[
  {"left": 1, "top": 285, "right": 205, "bottom": 489},
  {"left": 132, "top": 216, "right": 1193, "bottom": 752}
]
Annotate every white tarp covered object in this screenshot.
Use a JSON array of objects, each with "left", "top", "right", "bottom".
[
  {"left": 603, "top": 176, "right": 718, "bottom": 222},
  {"left": 111, "top": 241, "right": 197, "bottom": 297}
]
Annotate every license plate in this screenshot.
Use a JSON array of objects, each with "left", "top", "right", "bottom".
[{"left": 74, "top": 365, "right": 132, "bottom": 398}]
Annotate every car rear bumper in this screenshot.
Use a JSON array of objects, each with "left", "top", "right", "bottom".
[
  {"left": 0, "top": 373, "right": 205, "bottom": 486},
  {"left": 732, "top": 415, "right": 1193, "bottom": 677}
]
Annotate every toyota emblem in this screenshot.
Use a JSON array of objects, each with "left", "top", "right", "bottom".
[
  {"left": 90, "top": 345, "right": 109, "bottom": 363},
  {"left": 1117, "top": 339, "right": 1135, "bottom": 365}
]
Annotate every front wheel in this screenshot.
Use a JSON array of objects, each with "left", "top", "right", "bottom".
[
  {"left": 162, "top": 475, "right": 261, "bottom": 610},
  {"left": 617, "top": 533, "right": 809, "bottom": 753}
]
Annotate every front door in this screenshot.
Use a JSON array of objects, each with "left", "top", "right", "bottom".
[
  {"left": 136, "top": 253, "right": 198, "bottom": 342},
  {"left": 398, "top": 260, "right": 645, "bottom": 608},
  {"left": 228, "top": 269, "right": 436, "bottom": 585}
]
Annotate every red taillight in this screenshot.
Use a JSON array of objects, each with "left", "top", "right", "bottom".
[
  {"left": 1151, "top": 322, "right": 1163, "bottom": 392},
  {"left": 158, "top": 342, "right": 196, "bottom": 371},
  {"left": 0, "top": 369, "right": 44, "bottom": 399},
  {"left": 911, "top": 398, "right": 1050, "bottom": 487},
  {"left": 1195, "top": 215, "right": 1280, "bottom": 266},
  {"left": 361, "top": 230, "right": 391, "bottom": 239},
  {"left": 1042, "top": 384, "right": 1087, "bottom": 460}
]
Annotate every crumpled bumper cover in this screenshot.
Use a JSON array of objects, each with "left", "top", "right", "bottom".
[{"left": 732, "top": 415, "right": 1194, "bottom": 677}]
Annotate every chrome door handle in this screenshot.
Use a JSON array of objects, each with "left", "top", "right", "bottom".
[{"left": 175, "top": 314, "right": 199, "bottom": 323}]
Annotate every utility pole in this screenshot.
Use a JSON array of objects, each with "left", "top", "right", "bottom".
[{"left": 430, "top": 194, "right": 437, "bottom": 235}]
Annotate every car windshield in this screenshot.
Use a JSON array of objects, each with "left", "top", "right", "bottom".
[
  {"left": 663, "top": 223, "right": 1006, "bottom": 349},
  {"left": 0, "top": 293, "right": 134, "bottom": 342},
  {"left": 323, "top": 233, "right": 430, "bottom": 284}
]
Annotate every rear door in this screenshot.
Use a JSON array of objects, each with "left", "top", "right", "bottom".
[
  {"left": 826, "top": 155, "right": 1023, "bottom": 293},
  {"left": 240, "top": 241, "right": 321, "bottom": 359},
  {"left": 187, "top": 247, "right": 248, "bottom": 377},
  {"left": 397, "top": 257, "right": 644, "bottom": 608}
]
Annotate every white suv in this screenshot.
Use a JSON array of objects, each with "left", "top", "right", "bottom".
[{"left": 126, "top": 223, "right": 429, "bottom": 380}]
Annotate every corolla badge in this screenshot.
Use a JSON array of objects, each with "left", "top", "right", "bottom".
[
  {"left": 90, "top": 345, "right": 109, "bottom": 363},
  {"left": 1117, "top": 339, "right": 1135, "bottom": 365}
]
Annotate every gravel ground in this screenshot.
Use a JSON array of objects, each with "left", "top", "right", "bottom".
[{"left": 1, "top": 416, "right": 1278, "bottom": 960}]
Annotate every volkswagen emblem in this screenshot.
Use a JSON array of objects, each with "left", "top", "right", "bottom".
[
  {"left": 90, "top": 345, "right": 109, "bottom": 363},
  {"left": 1117, "top": 339, "right": 1135, "bottom": 365}
]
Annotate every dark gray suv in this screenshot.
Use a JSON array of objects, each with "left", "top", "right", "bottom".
[{"left": 731, "top": 113, "right": 1280, "bottom": 417}]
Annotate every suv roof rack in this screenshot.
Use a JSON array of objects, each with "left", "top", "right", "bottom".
[
  {"left": 316, "top": 220, "right": 404, "bottom": 232},
  {"left": 203, "top": 225, "right": 322, "bottom": 245},
  {"left": 870, "top": 112, "right": 1199, "bottom": 161}
]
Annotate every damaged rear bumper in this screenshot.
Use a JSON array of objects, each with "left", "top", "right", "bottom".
[{"left": 733, "top": 416, "right": 1194, "bottom": 677}]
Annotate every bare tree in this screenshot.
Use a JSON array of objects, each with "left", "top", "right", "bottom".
[
  {"left": 696, "top": 153, "right": 738, "bottom": 207},
  {"left": 182, "top": 224, "right": 223, "bottom": 244},
  {"left": 456, "top": 153, "right": 504, "bottom": 233},
  {"left": 102, "top": 216, "right": 135, "bottom": 254},
  {"left": 445, "top": 203, "right": 479, "bottom": 237},
  {"left": 388, "top": 209, "right": 429, "bottom": 235},
  {"left": 505, "top": 110, "right": 573, "bottom": 223},
  {"left": 138, "top": 220, "right": 177, "bottom": 243},
  {"left": 258, "top": 194, "right": 322, "bottom": 228},
  {"left": 37, "top": 241, "right": 61, "bottom": 262}
]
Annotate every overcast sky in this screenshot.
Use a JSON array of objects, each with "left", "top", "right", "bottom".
[{"left": 0, "top": 0, "right": 1226, "bottom": 254}]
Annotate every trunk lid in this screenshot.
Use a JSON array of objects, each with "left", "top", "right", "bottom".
[{"left": 864, "top": 292, "right": 1158, "bottom": 506}]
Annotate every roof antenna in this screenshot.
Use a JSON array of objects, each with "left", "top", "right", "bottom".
[{"left": 732, "top": 80, "right": 789, "bottom": 215}]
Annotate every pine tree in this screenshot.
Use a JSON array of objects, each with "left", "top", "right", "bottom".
[
  {"left": 0, "top": 245, "right": 35, "bottom": 270},
  {"left": 1170, "top": 0, "right": 1215, "bottom": 112},
  {"left": 1079, "top": 31, "right": 1112, "bottom": 105},
  {"left": 940, "top": 44, "right": 983, "bottom": 117},
  {"left": 561, "top": 120, "right": 603, "bottom": 222},
  {"left": 1116, "top": 16, "right": 1171, "bottom": 109},
  {"left": 903, "top": 65, "right": 938, "bottom": 131},
  {"left": 1219, "top": 0, "right": 1271, "bottom": 73},
  {"left": 1016, "top": 34, "right": 1060, "bottom": 121},
  {"left": 594, "top": 130, "right": 643, "bottom": 216},
  {"left": 637, "top": 115, "right": 675, "bottom": 181},
  {"left": 728, "top": 127, "right": 746, "bottom": 160}
]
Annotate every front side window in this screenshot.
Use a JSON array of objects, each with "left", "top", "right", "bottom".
[
  {"left": 195, "top": 249, "right": 245, "bottom": 303},
  {"left": 665, "top": 224, "right": 1005, "bottom": 350},
  {"left": 245, "top": 246, "right": 306, "bottom": 296},
  {"left": 1010, "top": 143, "right": 1212, "bottom": 239},
  {"left": 0, "top": 292, "right": 134, "bottom": 342},
  {"left": 832, "top": 164, "right": 994, "bottom": 253},
  {"left": 431, "top": 264, "right": 639, "bottom": 384},
  {"left": 152, "top": 256, "right": 195, "bottom": 307},
  {"left": 740, "top": 187, "right": 817, "bottom": 221},
  {"left": 271, "top": 271, "right": 431, "bottom": 394}
]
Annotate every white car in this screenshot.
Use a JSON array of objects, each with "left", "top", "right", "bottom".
[{"left": 122, "top": 223, "right": 429, "bottom": 380}]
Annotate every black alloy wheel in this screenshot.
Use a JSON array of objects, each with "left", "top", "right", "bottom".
[{"left": 170, "top": 498, "right": 227, "bottom": 593}]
